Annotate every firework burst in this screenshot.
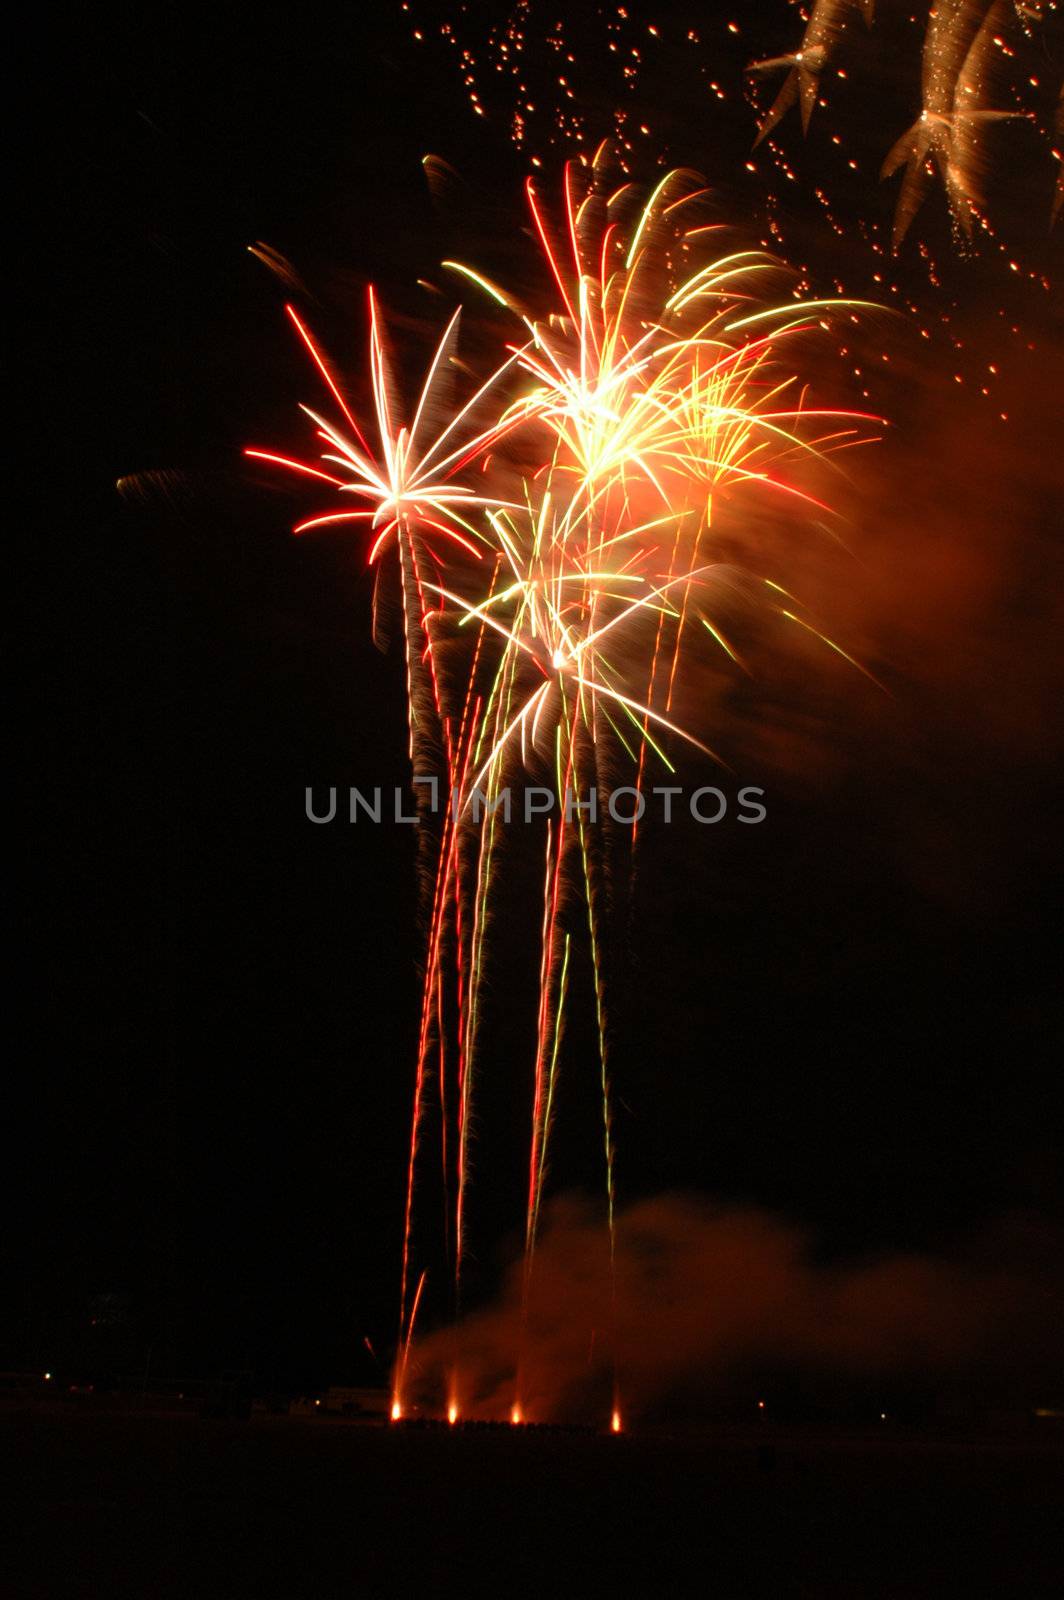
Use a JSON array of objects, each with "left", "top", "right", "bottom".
[{"left": 250, "top": 153, "right": 882, "bottom": 1427}]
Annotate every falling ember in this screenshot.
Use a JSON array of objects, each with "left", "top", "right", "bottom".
[
  {"left": 511, "top": 1404, "right": 524, "bottom": 1426},
  {"left": 391, "top": 1399, "right": 402, "bottom": 1423},
  {"left": 611, "top": 1409, "right": 623, "bottom": 1434},
  {"left": 448, "top": 1402, "right": 459, "bottom": 1425}
]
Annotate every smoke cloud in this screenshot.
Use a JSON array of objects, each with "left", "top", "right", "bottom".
[{"left": 408, "top": 1194, "right": 1063, "bottom": 1422}]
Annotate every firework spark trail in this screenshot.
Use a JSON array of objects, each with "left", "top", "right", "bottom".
[
  {"left": 513, "top": 813, "right": 564, "bottom": 1417},
  {"left": 455, "top": 630, "right": 526, "bottom": 1297},
  {"left": 524, "top": 724, "right": 577, "bottom": 1265},
  {"left": 880, "top": 0, "right": 1032, "bottom": 247},
  {"left": 437, "top": 571, "right": 501, "bottom": 1259},
  {"left": 749, "top": 0, "right": 875, "bottom": 147},
  {"left": 571, "top": 713, "right": 618, "bottom": 1317},
  {"left": 527, "top": 815, "right": 563, "bottom": 1260},
  {"left": 401, "top": 573, "right": 502, "bottom": 1372},
  {"left": 632, "top": 511, "right": 686, "bottom": 844},
  {"left": 392, "top": 1268, "right": 426, "bottom": 1421}
]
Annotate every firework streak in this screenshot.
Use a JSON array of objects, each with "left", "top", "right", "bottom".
[{"left": 247, "top": 151, "right": 882, "bottom": 1425}]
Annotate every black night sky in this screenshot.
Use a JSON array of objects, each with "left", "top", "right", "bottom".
[{"left": 15, "top": 0, "right": 1064, "bottom": 1404}]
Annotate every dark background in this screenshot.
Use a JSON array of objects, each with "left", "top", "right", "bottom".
[{"left": 14, "top": 2, "right": 1063, "bottom": 1393}]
